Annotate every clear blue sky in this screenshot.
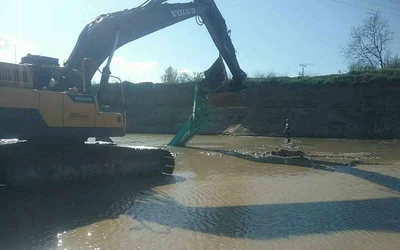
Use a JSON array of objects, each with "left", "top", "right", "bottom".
[{"left": 1, "top": 0, "right": 400, "bottom": 83}]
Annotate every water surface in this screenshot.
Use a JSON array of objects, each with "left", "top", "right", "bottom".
[{"left": 1, "top": 135, "right": 399, "bottom": 250}]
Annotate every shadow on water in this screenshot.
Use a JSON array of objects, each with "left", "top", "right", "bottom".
[
  {"left": 187, "top": 146, "right": 400, "bottom": 193},
  {"left": 0, "top": 173, "right": 399, "bottom": 250},
  {"left": 0, "top": 175, "right": 185, "bottom": 250},
  {"left": 130, "top": 196, "right": 400, "bottom": 240}
]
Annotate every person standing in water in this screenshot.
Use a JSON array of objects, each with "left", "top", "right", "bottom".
[{"left": 283, "top": 118, "right": 291, "bottom": 143}]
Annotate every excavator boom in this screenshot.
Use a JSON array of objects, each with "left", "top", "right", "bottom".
[
  {"left": 197, "top": 0, "right": 247, "bottom": 91},
  {"left": 63, "top": 1, "right": 206, "bottom": 84},
  {"left": 59, "top": 0, "right": 247, "bottom": 96},
  {"left": 59, "top": 0, "right": 249, "bottom": 147}
]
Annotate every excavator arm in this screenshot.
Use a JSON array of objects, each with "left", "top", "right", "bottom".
[
  {"left": 57, "top": 0, "right": 248, "bottom": 147},
  {"left": 59, "top": 0, "right": 246, "bottom": 95},
  {"left": 196, "top": 0, "right": 247, "bottom": 92}
]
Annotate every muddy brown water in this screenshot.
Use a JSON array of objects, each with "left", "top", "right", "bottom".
[{"left": 1, "top": 135, "right": 399, "bottom": 250}]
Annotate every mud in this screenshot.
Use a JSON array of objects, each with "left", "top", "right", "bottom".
[{"left": 217, "top": 139, "right": 382, "bottom": 164}]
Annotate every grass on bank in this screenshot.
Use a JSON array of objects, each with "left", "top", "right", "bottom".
[
  {"left": 245, "top": 68, "right": 400, "bottom": 87},
  {"left": 89, "top": 68, "right": 400, "bottom": 94}
]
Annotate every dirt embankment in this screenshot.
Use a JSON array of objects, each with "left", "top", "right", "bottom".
[{"left": 104, "top": 72, "right": 400, "bottom": 139}]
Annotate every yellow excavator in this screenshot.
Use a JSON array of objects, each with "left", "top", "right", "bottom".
[{"left": 0, "top": 0, "right": 247, "bottom": 188}]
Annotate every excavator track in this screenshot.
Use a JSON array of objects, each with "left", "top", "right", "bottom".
[{"left": 0, "top": 141, "right": 174, "bottom": 189}]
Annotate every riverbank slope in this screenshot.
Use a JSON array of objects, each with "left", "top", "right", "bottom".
[{"left": 99, "top": 69, "right": 400, "bottom": 139}]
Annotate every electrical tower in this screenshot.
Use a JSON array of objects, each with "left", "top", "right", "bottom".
[{"left": 299, "top": 63, "right": 312, "bottom": 76}]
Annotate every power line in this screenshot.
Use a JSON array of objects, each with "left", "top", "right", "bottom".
[
  {"left": 384, "top": 0, "right": 400, "bottom": 4},
  {"left": 357, "top": 0, "right": 400, "bottom": 11},
  {"left": 332, "top": 0, "right": 400, "bottom": 17}
]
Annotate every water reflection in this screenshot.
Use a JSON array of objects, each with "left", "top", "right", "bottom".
[
  {"left": 1, "top": 135, "right": 400, "bottom": 250},
  {"left": 188, "top": 147, "right": 400, "bottom": 192},
  {"left": 1, "top": 174, "right": 399, "bottom": 250},
  {"left": 0, "top": 176, "right": 184, "bottom": 250}
]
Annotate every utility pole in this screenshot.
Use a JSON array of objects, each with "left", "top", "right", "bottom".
[{"left": 299, "top": 63, "right": 312, "bottom": 77}]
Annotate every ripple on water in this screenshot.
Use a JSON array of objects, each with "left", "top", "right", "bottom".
[{"left": 1, "top": 135, "right": 400, "bottom": 250}]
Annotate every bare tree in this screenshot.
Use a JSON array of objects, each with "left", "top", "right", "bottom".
[
  {"left": 177, "top": 72, "right": 191, "bottom": 83},
  {"left": 253, "top": 71, "right": 267, "bottom": 78},
  {"left": 191, "top": 72, "right": 205, "bottom": 82},
  {"left": 341, "top": 12, "right": 394, "bottom": 69},
  {"left": 161, "top": 66, "right": 206, "bottom": 83},
  {"left": 160, "top": 66, "right": 178, "bottom": 83},
  {"left": 386, "top": 55, "right": 400, "bottom": 69}
]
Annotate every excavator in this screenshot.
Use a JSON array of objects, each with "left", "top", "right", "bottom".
[{"left": 0, "top": 0, "right": 247, "bottom": 188}]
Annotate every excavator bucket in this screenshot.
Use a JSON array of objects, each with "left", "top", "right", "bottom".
[{"left": 200, "top": 56, "right": 247, "bottom": 108}]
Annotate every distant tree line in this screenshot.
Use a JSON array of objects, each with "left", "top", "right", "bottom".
[{"left": 160, "top": 66, "right": 205, "bottom": 84}]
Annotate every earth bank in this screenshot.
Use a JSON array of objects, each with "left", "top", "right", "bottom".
[{"left": 97, "top": 70, "right": 400, "bottom": 139}]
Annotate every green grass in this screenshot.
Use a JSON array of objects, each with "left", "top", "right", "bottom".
[
  {"left": 88, "top": 68, "right": 400, "bottom": 93},
  {"left": 244, "top": 68, "right": 400, "bottom": 88}
]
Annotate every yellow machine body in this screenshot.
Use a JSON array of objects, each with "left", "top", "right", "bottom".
[{"left": 0, "top": 61, "right": 125, "bottom": 140}]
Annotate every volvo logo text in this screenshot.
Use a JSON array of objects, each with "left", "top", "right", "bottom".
[
  {"left": 171, "top": 8, "right": 196, "bottom": 17},
  {"left": 74, "top": 96, "right": 93, "bottom": 102}
]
